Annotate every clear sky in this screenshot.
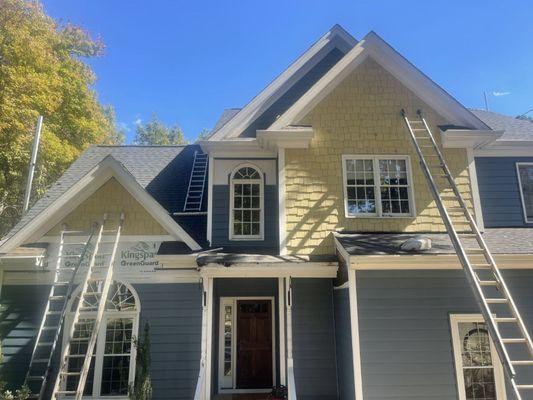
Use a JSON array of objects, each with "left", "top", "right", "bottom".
[{"left": 41, "top": 0, "right": 533, "bottom": 143}]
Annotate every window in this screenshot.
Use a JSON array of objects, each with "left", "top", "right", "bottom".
[
  {"left": 517, "top": 163, "right": 533, "bottom": 223},
  {"left": 64, "top": 282, "right": 139, "bottom": 397},
  {"left": 342, "top": 155, "right": 415, "bottom": 217},
  {"left": 450, "top": 315, "right": 506, "bottom": 400},
  {"left": 230, "top": 165, "right": 263, "bottom": 240}
]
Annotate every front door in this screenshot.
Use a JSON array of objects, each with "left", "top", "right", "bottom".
[{"left": 236, "top": 300, "right": 273, "bottom": 389}]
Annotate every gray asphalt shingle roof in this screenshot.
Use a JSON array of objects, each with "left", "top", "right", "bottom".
[
  {"left": 2, "top": 144, "right": 208, "bottom": 248},
  {"left": 336, "top": 228, "right": 533, "bottom": 256},
  {"left": 211, "top": 108, "right": 241, "bottom": 134},
  {"left": 469, "top": 109, "right": 533, "bottom": 142}
]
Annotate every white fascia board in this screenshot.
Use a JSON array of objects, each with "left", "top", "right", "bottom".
[
  {"left": 199, "top": 262, "right": 338, "bottom": 278},
  {"left": 474, "top": 142, "right": 533, "bottom": 157},
  {"left": 0, "top": 156, "right": 201, "bottom": 253},
  {"left": 440, "top": 129, "right": 503, "bottom": 149},
  {"left": 208, "top": 26, "right": 357, "bottom": 141},
  {"left": 350, "top": 253, "right": 533, "bottom": 270},
  {"left": 271, "top": 31, "right": 489, "bottom": 131},
  {"left": 256, "top": 128, "right": 314, "bottom": 150},
  {"left": 199, "top": 139, "right": 276, "bottom": 157}
]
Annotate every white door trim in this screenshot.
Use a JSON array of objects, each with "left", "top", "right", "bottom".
[{"left": 217, "top": 296, "right": 276, "bottom": 393}]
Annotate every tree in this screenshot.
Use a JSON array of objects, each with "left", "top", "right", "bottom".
[
  {"left": 196, "top": 128, "right": 210, "bottom": 142},
  {"left": 134, "top": 114, "right": 186, "bottom": 145},
  {"left": 0, "top": 0, "right": 119, "bottom": 235}
]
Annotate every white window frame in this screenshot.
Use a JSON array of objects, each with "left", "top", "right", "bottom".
[
  {"left": 450, "top": 314, "right": 507, "bottom": 400},
  {"left": 516, "top": 162, "right": 533, "bottom": 224},
  {"left": 229, "top": 164, "right": 265, "bottom": 240},
  {"left": 341, "top": 155, "right": 416, "bottom": 218},
  {"left": 62, "top": 283, "right": 140, "bottom": 399},
  {"left": 217, "top": 296, "right": 276, "bottom": 394}
]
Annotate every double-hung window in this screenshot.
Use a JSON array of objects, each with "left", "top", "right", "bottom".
[
  {"left": 342, "top": 155, "right": 415, "bottom": 217},
  {"left": 230, "top": 165, "right": 264, "bottom": 240},
  {"left": 450, "top": 315, "right": 506, "bottom": 400},
  {"left": 516, "top": 163, "right": 533, "bottom": 223}
]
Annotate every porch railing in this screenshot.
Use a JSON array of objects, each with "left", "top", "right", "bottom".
[{"left": 193, "top": 364, "right": 205, "bottom": 400}]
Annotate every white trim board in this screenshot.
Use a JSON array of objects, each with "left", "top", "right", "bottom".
[
  {"left": 208, "top": 25, "right": 356, "bottom": 141},
  {"left": 516, "top": 162, "right": 533, "bottom": 224},
  {"left": 449, "top": 314, "right": 507, "bottom": 400},
  {"left": 270, "top": 32, "right": 488, "bottom": 131},
  {"left": 199, "top": 263, "right": 338, "bottom": 278},
  {"left": 467, "top": 148, "right": 485, "bottom": 231},
  {"left": 0, "top": 156, "right": 201, "bottom": 253}
]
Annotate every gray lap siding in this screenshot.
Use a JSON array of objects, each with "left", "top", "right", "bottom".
[
  {"left": 292, "top": 278, "right": 338, "bottom": 400},
  {"left": 356, "top": 269, "right": 533, "bottom": 400},
  {"left": 334, "top": 287, "right": 355, "bottom": 400},
  {"left": 475, "top": 156, "right": 533, "bottom": 227},
  {"left": 0, "top": 283, "right": 202, "bottom": 400}
]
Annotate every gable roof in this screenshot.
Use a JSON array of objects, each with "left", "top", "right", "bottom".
[
  {"left": 270, "top": 31, "right": 490, "bottom": 131},
  {"left": 469, "top": 109, "right": 533, "bottom": 142},
  {"left": 1, "top": 145, "right": 207, "bottom": 253},
  {"left": 211, "top": 108, "right": 241, "bottom": 135},
  {"left": 208, "top": 24, "right": 357, "bottom": 141}
]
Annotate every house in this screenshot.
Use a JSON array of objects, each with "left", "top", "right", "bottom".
[{"left": 1, "top": 25, "right": 533, "bottom": 400}]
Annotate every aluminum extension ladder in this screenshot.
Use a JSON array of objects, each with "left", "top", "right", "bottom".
[
  {"left": 183, "top": 151, "right": 208, "bottom": 212},
  {"left": 24, "top": 226, "right": 97, "bottom": 399},
  {"left": 48, "top": 213, "right": 124, "bottom": 399},
  {"left": 403, "top": 109, "right": 533, "bottom": 399}
]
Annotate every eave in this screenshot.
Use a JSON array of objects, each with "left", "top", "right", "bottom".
[
  {"left": 440, "top": 129, "right": 504, "bottom": 149},
  {"left": 256, "top": 127, "right": 314, "bottom": 150}
]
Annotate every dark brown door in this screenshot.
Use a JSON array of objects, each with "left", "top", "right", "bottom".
[{"left": 236, "top": 300, "right": 273, "bottom": 389}]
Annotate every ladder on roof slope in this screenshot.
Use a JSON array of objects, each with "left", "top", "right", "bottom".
[
  {"left": 183, "top": 151, "right": 208, "bottom": 212},
  {"left": 24, "top": 226, "right": 97, "bottom": 399},
  {"left": 50, "top": 213, "right": 124, "bottom": 400},
  {"left": 402, "top": 109, "right": 533, "bottom": 400}
]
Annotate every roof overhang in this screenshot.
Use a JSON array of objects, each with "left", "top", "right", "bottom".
[
  {"left": 198, "top": 139, "right": 277, "bottom": 157},
  {"left": 0, "top": 156, "right": 201, "bottom": 253},
  {"left": 440, "top": 129, "right": 504, "bottom": 149},
  {"left": 0, "top": 246, "right": 46, "bottom": 268},
  {"left": 208, "top": 25, "right": 357, "bottom": 141},
  {"left": 199, "top": 262, "right": 338, "bottom": 278},
  {"left": 256, "top": 127, "right": 314, "bottom": 150},
  {"left": 270, "top": 31, "right": 490, "bottom": 132}
]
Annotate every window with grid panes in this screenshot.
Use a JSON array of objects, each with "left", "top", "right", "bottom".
[
  {"left": 343, "top": 156, "right": 414, "bottom": 217},
  {"left": 230, "top": 166, "right": 263, "bottom": 239},
  {"left": 65, "top": 282, "right": 138, "bottom": 397}
]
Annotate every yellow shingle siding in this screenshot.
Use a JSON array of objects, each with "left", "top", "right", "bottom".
[
  {"left": 284, "top": 58, "right": 473, "bottom": 255},
  {"left": 46, "top": 178, "right": 168, "bottom": 236}
]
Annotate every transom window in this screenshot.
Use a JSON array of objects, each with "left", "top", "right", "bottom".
[
  {"left": 516, "top": 163, "right": 533, "bottom": 223},
  {"left": 450, "top": 315, "right": 505, "bottom": 400},
  {"left": 230, "top": 165, "right": 263, "bottom": 240},
  {"left": 342, "top": 155, "right": 415, "bottom": 217},
  {"left": 64, "top": 282, "right": 139, "bottom": 398}
]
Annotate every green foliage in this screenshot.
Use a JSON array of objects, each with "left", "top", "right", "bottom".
[
  {"left": 0, "top": 345, "right": 31, "bottom": 400},
  {"left": 0, "top": 0, "right": 121, "bottom": 235},
  {"left": 196, "top": 128, "right": 211, "bottom": 142},
  {"left": 134, "top": 114, "right": 187, "bottom": 146},
  {"left": 129, "top": 322, "right": 152, "bottom": 400}
]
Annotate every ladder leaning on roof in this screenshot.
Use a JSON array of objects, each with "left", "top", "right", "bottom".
[
  {"left": 183, "top": 151, "right": 209, "bottom": 212},
  {"left": 24, "top": 225, "right": 97, "bottom": 399},
  {"left": 402, "top": 109, "right": 533, "bottom": 400},
  {"left": 49, "top": 213, "right": 124, "bottom": 400}
]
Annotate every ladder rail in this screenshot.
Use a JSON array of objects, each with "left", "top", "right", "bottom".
[
  {"left": 183, "top": 151, "right": 208, "bottom": 211},
  {"left": 74, "top": 213, "right": 124, "bottom": 399},
  {"left": 24, "top": 227, "right": 96, "bottom": 400},
  {"left": 51, "top": 216, "right": 107, "bottom": 398},
  {"left": 418, "top": 113, "right": 533, "bottom": 359},
  {"left": 402, "top": 110, "right": 517, "bottom": 381},
  {"left": 183, "top": 151, "right": 199, "bottom": 211}
]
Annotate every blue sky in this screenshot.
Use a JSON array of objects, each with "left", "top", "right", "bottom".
[{"left": 42, "top": 0, "right": 533, "bottom": 143}]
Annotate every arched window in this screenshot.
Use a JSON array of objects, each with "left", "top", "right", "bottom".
[
  {"left": 64, "top": 281, "right": 139, "bottom": 397},
  {"left": 230, "top": 165, "right": 264, "bottom": 239}
]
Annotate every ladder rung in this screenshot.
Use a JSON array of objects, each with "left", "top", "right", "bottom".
[
  {"left": 414, "top": 136, "right": 432, "bottom": 139},
  {"left": 465, "top": 248, "right": 485, "bottom": 254},
  {"left": 516, "top": 385, "right": 533, "bottom": 390},
  {"left": 63, "top": 242, "right": 87, "bottom": 246},
  {"left": 502, "top": 338, "right": 527, "bottom": 344},
  {"left": 412, "top": 128, "right": 427, "bottom": 131},
  {"left": 495, "top": 317, "right": 517, "bottom": 323},
  {"left": 458, "top": 233, "right": 477, "bottom": 238},
  {"left": 59, "top": 254, "right": 82, "bottom": 258},
  {"left": 31, "top": 358, "right": 50, "bottom": 363},
  {"left": 472, "top": 263, "right": 492, "bottom": 269},
  {"left": 49, "top": 295, "right": 66, "bottom": 300},
  {"left": 511, "top": 360, "right": 533, "bottom": 366},
  {"left": 60, "top": 371, "right": 81, "bottom": 376},
  {"left": 65, "top": 354, "right": 86, "bottom": 359},
  {"left": 448, "top": 207, "right": 466, "bottom": 213},
  {"left": 46, "top": 311, "right": 61, "bottom": 316},
  {"left": 54, "top": 281, "right": 70, "bottom": 286},
  {"left": 37, "top": 342, "right": 53, "bottom": 346},
  {"left": 42, "top": 325, "right": 60, "bottom": 330},
  {"left": 84, "top": 291, "right": 102, "bottom": 296},
  {"left": 55, "top": 391, "right": 77, "bottom": 395},
  {"left": 26, "top": 375, "right": 45, "bottom": 380},
  {"left": 62, "top": 230, "right": 88, "bottom": 235},
  {"left": 486, "top": 298, "right": 508, "bottom": 304},
  {"left": 478, "top": 280, "right": 498, "bottom": 286},
  {"left": 58, "top": 267, "right": 75, "bottom": 271}
]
